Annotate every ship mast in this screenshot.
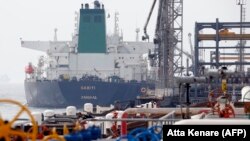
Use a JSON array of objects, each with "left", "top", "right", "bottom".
[
  {"left": 114, "top": 12, "right": 119, "bottom": 36},
  {"left": 54, "top": 28, "right": 58, "bottom": 42},
  {"left": 135, "top": 28, "right": 140, "bottom": 42}
]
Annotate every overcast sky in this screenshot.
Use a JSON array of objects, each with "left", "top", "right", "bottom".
[{"left": 0, "top": 0, "right": 249, "bottom": 83}]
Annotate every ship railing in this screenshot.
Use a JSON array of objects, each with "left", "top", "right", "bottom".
[
  {"left": 83, "top": 112, "right": 180, "bottom": 135},
  {"left": 204, "top": 113, "right": 250, "bottom": 119},
  {"left": 149, "top": 110, "right": 177, "bottom": 126},
  {"left": 48, "top": 69, "right": 150, "bottom": 83},
  {"left": 83, "top": 117, "right": 180, "bottom": 123},
  {"left": 48, "top": 71, "right": 150, "bottom": 83}
]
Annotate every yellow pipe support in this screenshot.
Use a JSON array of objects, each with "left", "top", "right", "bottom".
[
  {"left": 221, "top": 79, "right": 227, "bottom": 94},
  {"left": 198, "top": 34, "right": 250, "bottom": 40}
]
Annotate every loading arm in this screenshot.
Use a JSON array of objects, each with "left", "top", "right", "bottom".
[{"left": 142, "top": 0, "right": 157, "bottom": 41}]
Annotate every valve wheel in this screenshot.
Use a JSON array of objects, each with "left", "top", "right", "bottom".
[
  {"left": 0, "top": 99, "right": 37, "bottom": 141},
  {"left": 42, "top": 127, "right": 66, "bottom": 141},
  {"left": 208, "top": 88, "right": 223, "bottom": 107},
  {"left": 218, "top": 104, "right": 235, "bottom": 118}
]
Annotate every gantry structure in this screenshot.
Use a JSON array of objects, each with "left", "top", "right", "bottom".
[{"left": 194, "top": 18, "right": 250, "bottom": 76}]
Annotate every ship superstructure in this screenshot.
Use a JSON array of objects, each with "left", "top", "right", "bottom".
[{"left": 21, "top": 1, "right": 156, "bottom": 108}]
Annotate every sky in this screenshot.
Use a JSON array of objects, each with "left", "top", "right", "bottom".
[{"left": 0, "top": 0, "right": 249, "bottom": 83}]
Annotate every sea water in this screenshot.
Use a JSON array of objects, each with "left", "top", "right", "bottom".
[{"left": 0, "top": 83, "right": 66, "bottom": 121}]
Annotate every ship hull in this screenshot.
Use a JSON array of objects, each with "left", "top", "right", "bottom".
[{"left": 24, "top": 80, "right": 155, "bottom": 108}]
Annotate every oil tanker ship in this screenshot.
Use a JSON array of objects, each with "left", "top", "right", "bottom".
[{"left": 21, "top": 1, "right": 156, "bottom": 108}]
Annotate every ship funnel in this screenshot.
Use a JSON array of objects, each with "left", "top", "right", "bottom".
[
  {"left": 94, "top": 0, "right": 101, "bottom": 9},
  {"left": 78, "top": 0, "right": 106, "bottom": 53}
]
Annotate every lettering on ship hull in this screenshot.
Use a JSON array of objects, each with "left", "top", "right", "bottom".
[
  {"left": 80, "top": 86, "right": 96, "bottom": 90},
  {"left": 81, "top": 96, "right": 97, "bottom": 100}
]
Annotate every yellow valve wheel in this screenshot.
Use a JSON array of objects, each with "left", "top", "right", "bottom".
[
  {"left": 0, "top": 99, "right": 37, "bottom": 141},
  {"left": 42, "top": 127, "right": 66, "bottom": 141}
]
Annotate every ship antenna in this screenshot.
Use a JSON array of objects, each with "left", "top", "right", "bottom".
[
  {"left": 135, "top": 28, "right": 140, "bottom": 42},
  {"left": 120, "top": 29, "right": 123, "bottom": 42},
  {"left": 54, "top": 28, "right": 58, "bottom": 41}
]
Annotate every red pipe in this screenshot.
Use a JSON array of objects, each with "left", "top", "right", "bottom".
[{"left": 121, "top": 112, "right": 128, "bottom": 136}]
